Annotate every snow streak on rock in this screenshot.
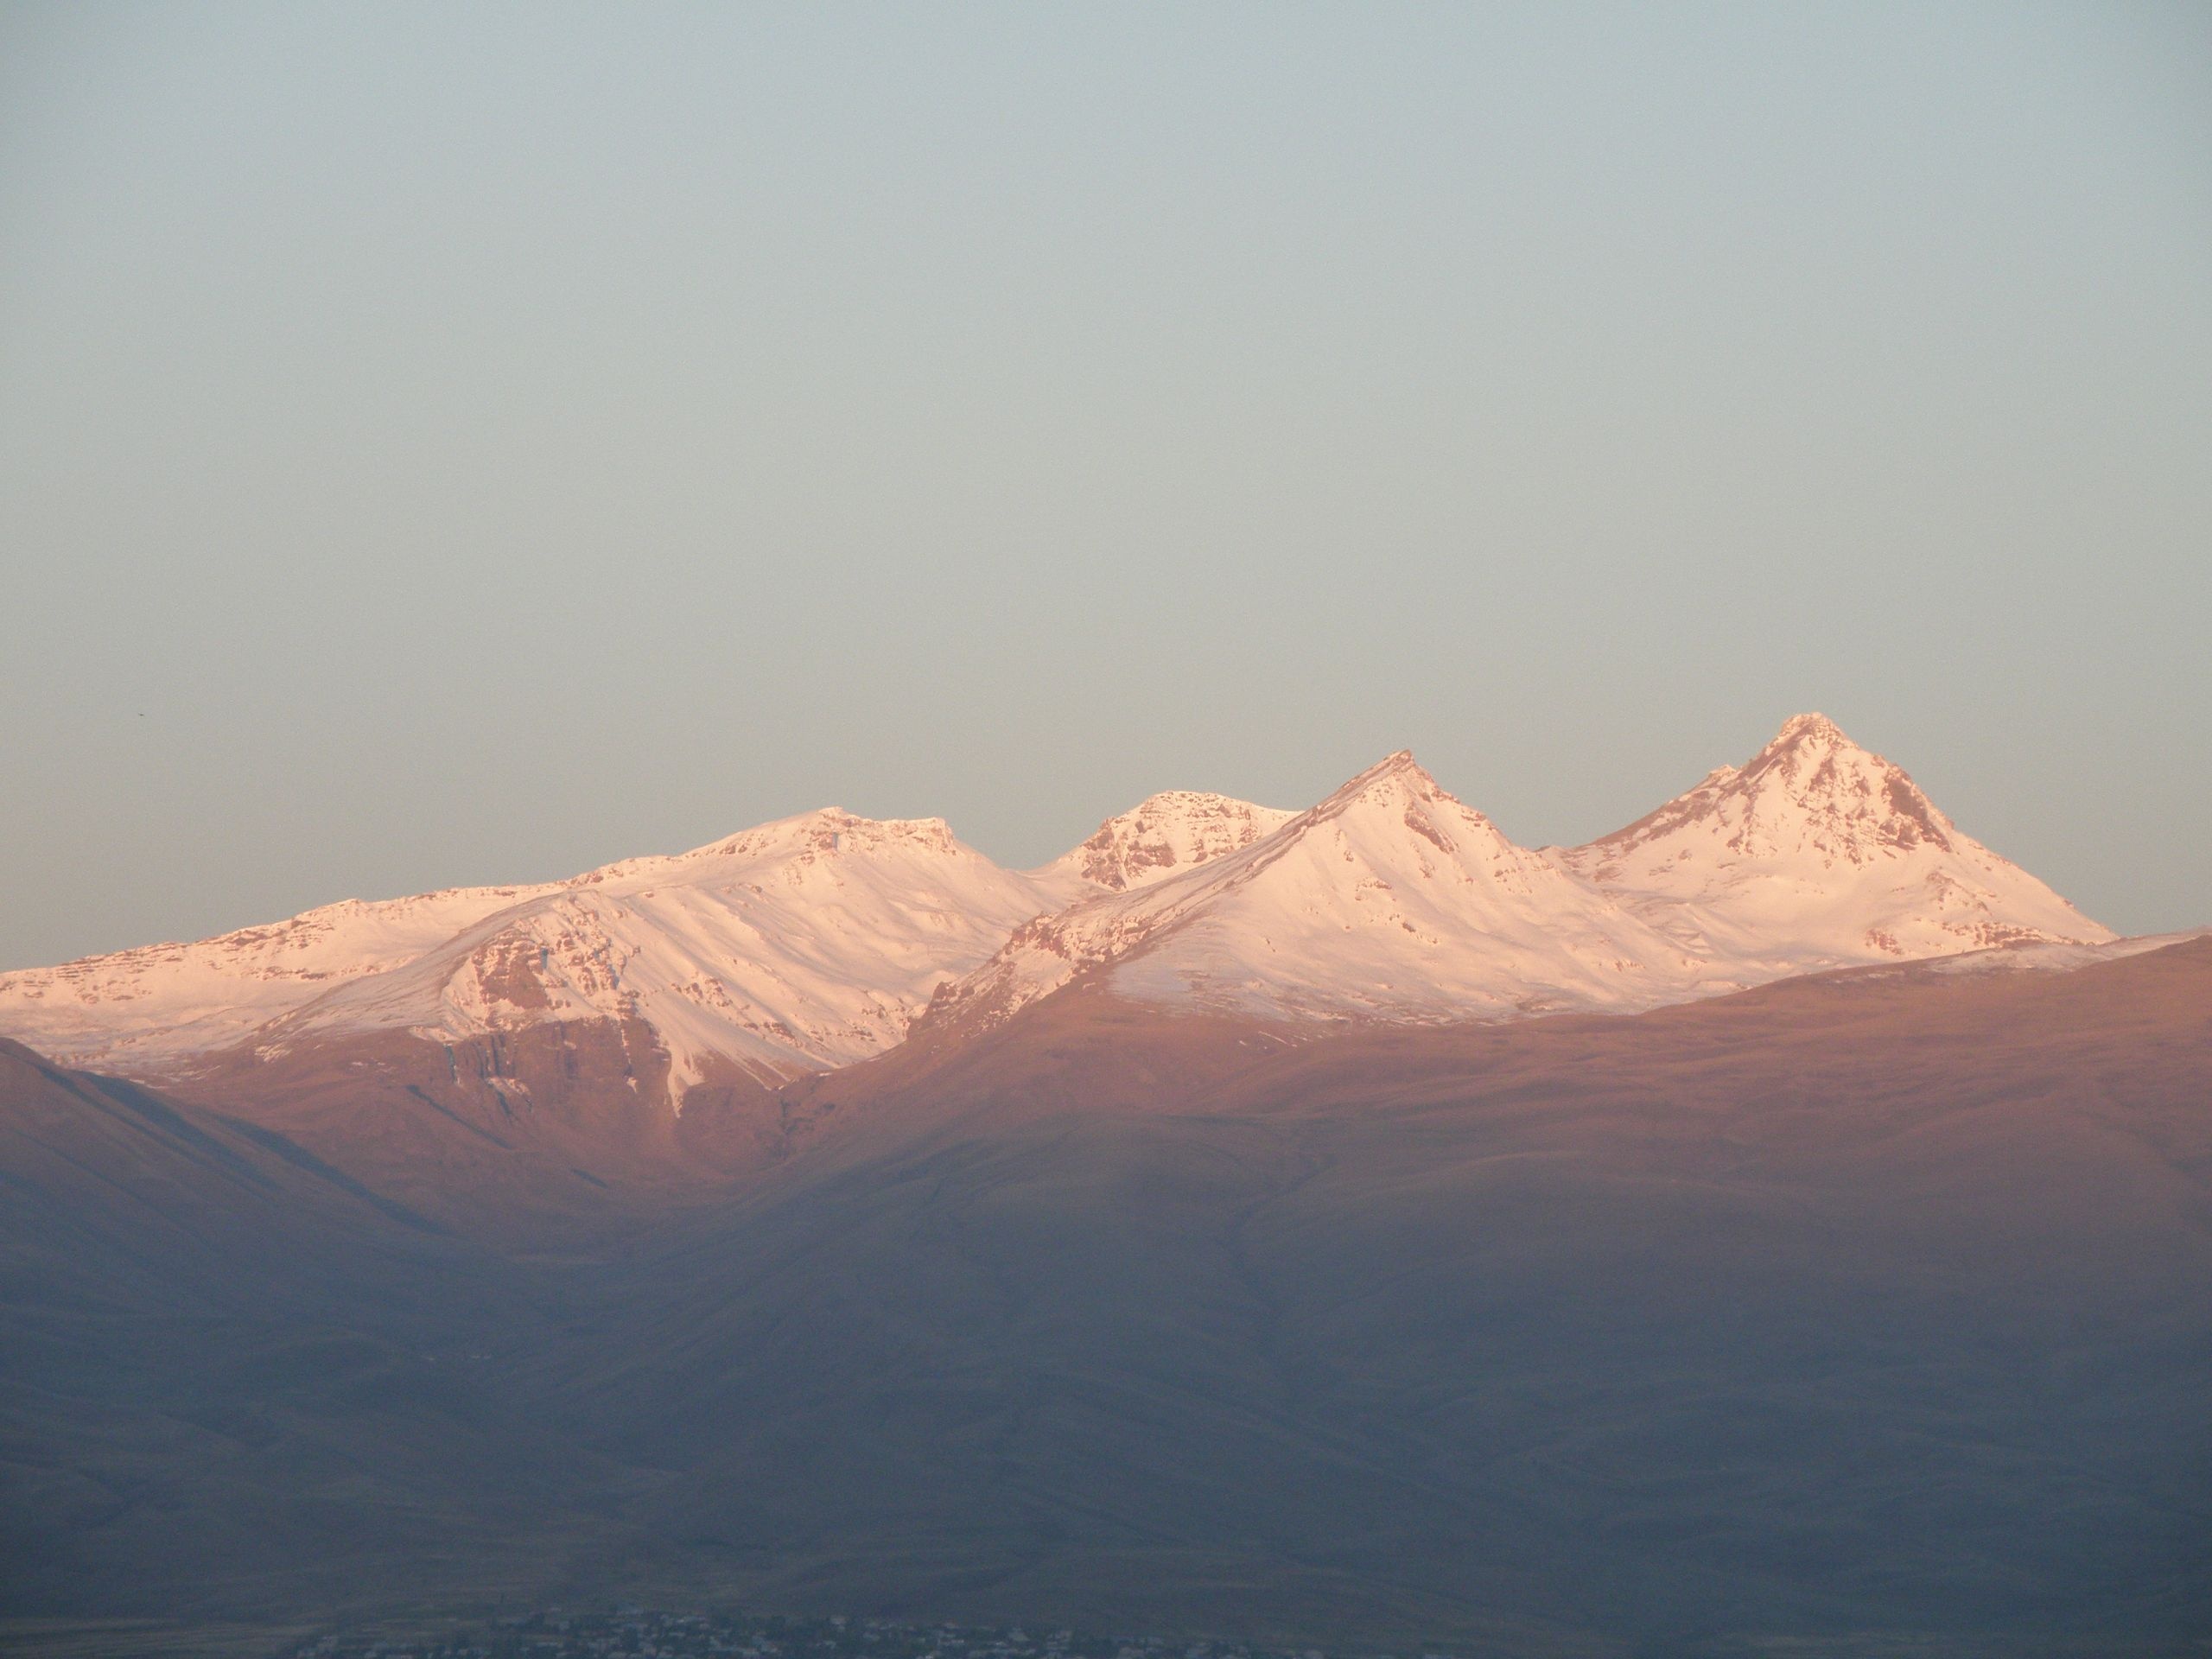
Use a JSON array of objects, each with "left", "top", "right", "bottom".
[
  {"left": 1554, "top": 713, "right": 2111, "bottom": 973},
  {"left": 264, "top": 810, "right": 1071, "bottom": 1095},
  {"left": 1042, "top": 791, "right": 1296, "bottom": 893}
]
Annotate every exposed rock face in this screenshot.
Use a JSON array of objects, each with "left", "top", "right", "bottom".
[
  {"left": 1555, "top": 713, "right": 2112, "bottom": 971},
  {"left": 1045, "top": 791, "right": 1296, "bottom": 893}
]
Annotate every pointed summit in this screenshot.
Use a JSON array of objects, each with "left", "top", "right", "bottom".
[
  {"left": 1560, "top": 715, "right": 2109, "bottom": 969},
  {"left": 934, "top": 752, "right": 1712, "bottom": 1033},
  {"left": 1717, "top": 713, "right": 1955, "bottom": 863},
  {"left": 0, "top": 719, "right": 2132, "bottom": 1093},
  {"left": 1344, "top": 747, "right": 1423, "bottom": 781},
  {"left": 1287, "top": 748, "right": 1513, "bottom": 867},
  {"left": 1773, "top": 710, "right": 1847, "bottom": 744},
  {"left": 1306, "top": 749, "right": 1449, "bottom": 816}
]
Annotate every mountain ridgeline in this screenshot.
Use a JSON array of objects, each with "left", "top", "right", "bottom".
[
  {"left": 4, "top": 716, "right": 2204, "bottom": 1657},
  {"left": 0, "top": 714, "right": 2112, "bottom": 1096}
]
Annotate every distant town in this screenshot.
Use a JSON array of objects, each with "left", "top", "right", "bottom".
[{"left": 295, "top": 1610, "right": 1438, "bottom": 1659}]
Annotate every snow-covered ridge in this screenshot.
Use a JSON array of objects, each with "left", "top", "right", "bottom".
[
  {"left": 0, "top": 716, "right": 2124, "bottom": 1091},
  {"left": 1553, "top": 712, "right": 2110, "bottom": 974},
  {"left": 262, "top": 807, "right": 1071, "bottom": 1094},
  {"left": 931, "top": 721, "right": 2116, "bottom": 1036},
  {"left": 0, "top": 881, "right": 563, "bottom": 1074},
  {"left": 1896, "top": 927, "right": 2207, "bottom": 983},
  {"left": 0, "top": 810, "right": 1051, "bottom": 1079},
  {"left": 931, "top": 751, "right": 1727, "bottom": 1032},
  {"left": 0, "top": 795, "right": 1279, "bottom": 1084},
  {"left": 588, "top": 809, "right": 966, "bottom": 881}
]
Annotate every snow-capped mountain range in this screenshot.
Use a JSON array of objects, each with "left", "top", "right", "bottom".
[{"left": 0, "top": 716, "right": 2115, "bottom": 1092}]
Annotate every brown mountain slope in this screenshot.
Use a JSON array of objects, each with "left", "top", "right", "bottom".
[
  {"left": 162, "top": 1016, "right": 783, "bottom": 1243},
  {"left": 564, "top": 940, "right": 2212, "bottom": 1649},
  {"left": 0, "top": 1042, "right": 615, "bottom": 1624},
  {"left": 3, "top": 945, "right": 2208, "bottom": 1651}
]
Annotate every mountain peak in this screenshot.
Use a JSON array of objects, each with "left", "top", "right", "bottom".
[
  {"left": 1313, "top": 748, "right": 1441, "bottom": 810},
  {"left": 1728, "top": 716, "right": 1952, "bottom": 856},
  {"left": 1364, "top": 747, "right": 1424, "bottom": 779},
  {"left": 1051, "top": 790, "right": 1294, "bottom": 893},
  {"left": 1578, "top": 716, "right": 1952, "bottom": 871},
  {"left": 0, "top": 722, "right": 2116, "bottom": 1091},
  {"left": 1300, "top": 750, "right": 1508, "bottom": 848},
  {"left": 932, "top": 746, "right": 1713, "bottom": 1037},
  {"left": 1564, "top": 717, "right": 2109, "bottom": 963},
  {"left": 1772, "top": 711, "right": 1848, "bottom": 747},
  {"left": 688, "top": 808, "right": 960, "bottom": 866}
]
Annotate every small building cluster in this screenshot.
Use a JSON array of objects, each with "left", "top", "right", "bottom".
[{"left": 294, "top": 1607, "right": 1440, "bottom": 1659}]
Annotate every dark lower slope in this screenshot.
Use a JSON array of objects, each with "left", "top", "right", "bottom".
[
  {"left": 163, "top": 1018, "right": 785, "bottom": 1243},
  {"left": 4, "top": 944, "right": 2209, "bottom": 1654},
  {"left": 0, "top": 1042, "right": 620, "bottom": 1624},
  {"left": 555, "top": 942, "right": 2212, "bottom": 1652}
]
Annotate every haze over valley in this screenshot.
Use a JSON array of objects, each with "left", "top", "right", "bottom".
[{"left": 4, "top": 715, "right": 2206, "bottom": 1654}]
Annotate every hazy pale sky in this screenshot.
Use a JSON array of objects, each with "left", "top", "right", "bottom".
[{"left": 3, "top": 3, "right": 2208, "bottom": 968}]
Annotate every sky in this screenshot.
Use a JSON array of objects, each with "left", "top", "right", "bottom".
[{"left": 2, "top": 3, "right": 2209, "bottom": 969}]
